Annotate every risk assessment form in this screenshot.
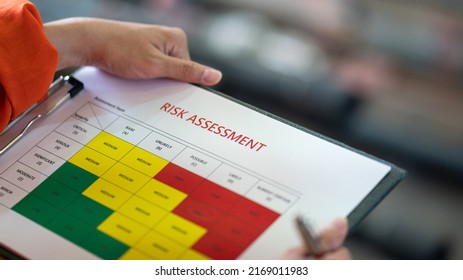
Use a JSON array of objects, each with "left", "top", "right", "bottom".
[{"left": 0, "top": 67, "right": 392, "bottom": 260}]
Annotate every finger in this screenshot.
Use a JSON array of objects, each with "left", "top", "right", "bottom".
[
  {"left": 280, "top": 246, "right": 313, "bottom": 260},
  {"left": 317, "top": 218, "right": 349, "bottom": 253},
  {"left": 159, "top": 26, "right": 191, "bottom": 60},
  {"left": 160, "top": 56, "right": 222, "bottom": 86},
  {"left": 319, "top": 247, "right": 352, "bottom": 260},
  {"left": 170, "top": 46, "right": 191, "bottom": 61}
]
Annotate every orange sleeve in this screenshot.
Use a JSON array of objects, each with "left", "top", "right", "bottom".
[{"left": 0, "top": 0, "right": 58, "bottom": 132}]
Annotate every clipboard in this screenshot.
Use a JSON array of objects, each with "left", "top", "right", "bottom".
[
  {"left": 0, "top": 75, "right": 84, "bottom": 156},
  {"left": 0, "top": 66, "right": 405, "bottom": 260}
]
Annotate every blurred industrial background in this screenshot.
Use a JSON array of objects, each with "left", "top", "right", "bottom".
[{"left": 32, "top": 0, "right": 463, "bottom": 259}]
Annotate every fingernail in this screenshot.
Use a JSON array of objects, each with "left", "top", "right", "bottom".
[{"left": 202, "top": 68, "right": 222, "bottom": 85}]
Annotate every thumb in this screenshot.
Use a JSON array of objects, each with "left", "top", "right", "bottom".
[
  {"left": 162, "top": 56, "right": 222, "bottom": 86},
  {"left": 317, "top": 218, "right": 349, "bottom": 253}
]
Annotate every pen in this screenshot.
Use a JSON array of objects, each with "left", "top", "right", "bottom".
[
  {"left": 0, "top": 76, "right": 83, "bottom": 156},
  {"left": 296, "top": 215, "right": 321, "bottom": 256}
]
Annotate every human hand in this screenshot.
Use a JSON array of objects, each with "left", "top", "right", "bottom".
[
  {"left": 44, "top": 18, "right": 222, "bottom": 86},
  {"left": 281, "top": 217, "right": 352, "bottom": 260}
]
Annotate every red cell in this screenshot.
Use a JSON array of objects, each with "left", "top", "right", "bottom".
[
  {"left": 154, "top": 163, "right": 204, "bottom": 193},
  {"left": 229, "top": 198, "right": 280, "bottom": 231},
  {"left": 173, "top": 197, "right": 223, "bottom": 229},
  {"left": 192, "top": 232, "right": 245, "bottom": 260},
  {"left": 212, "top": 215, "right": 261, "bottom": 248},
  {"left": 190, "top": 180, "right": 241, "bottom": 212}
]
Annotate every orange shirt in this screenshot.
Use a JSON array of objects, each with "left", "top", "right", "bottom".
[{"left": 0, "top": 0, "right": 58, "bottom": 132}]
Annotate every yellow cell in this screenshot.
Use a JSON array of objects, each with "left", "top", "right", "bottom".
[
  {"left": 134, "top": 230, "right": 186, "bottom": 260},
  {"left": 137, "top": 179, "right": 186, "bottom": 211},
  {"left": 98, "top": 212, "right": 148, "bottom": 246},
  {"left": 179, "top": 250, "right": 211, "bottom": 260},
  {"left": 69, "top": 146, "right": 116, "bottom": 176},
  {"left": 83, "top": 178, "right": 131, "bottom": 210},
  {"left": 118, "top": 195, "right": 168, "bottom": 228},
  {"left": 119, "top": 249, "right": 151, "bottom": 260},
  {"left": 87, "top": 131, "right": 134, "bottom": 160},
  {"left": 120, "top": 147, "right": 169, "bottom": 177},
  {"left": 101, "top": 162, "right": 150, "bottom": 193},
  {"left": 154, "top": 213, "right": 206, "bottom": 247}
]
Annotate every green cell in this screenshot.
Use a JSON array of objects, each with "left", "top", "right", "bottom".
[
  {"left": 49, "top": 162, "right": 98, "bottom": 193},
  {"left": 32, "top": 178, "right": 79, "bottom": 209},
  {"left": 46, "top": 212, "right": 93, "bottom": 244},
  {"left": 12, "top": 195, "right": 60, "bottom": 226},
  {"left": 79, "top": 230, "right": 129, "bottom": 259},
  {"left": 65, "top": 195, "right": 112, "bottom": 227}
]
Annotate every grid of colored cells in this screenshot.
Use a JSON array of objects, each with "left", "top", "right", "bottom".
[
  {"left": 12, "top": 131, "right": 281, "bottom": 259},
  {"left": 0, "top": 103, "right": 298, "bottom": 259}
]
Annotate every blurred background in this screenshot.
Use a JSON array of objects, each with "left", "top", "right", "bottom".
[{"left": 32, "top": 0, "right": 463, "bottom": 259}]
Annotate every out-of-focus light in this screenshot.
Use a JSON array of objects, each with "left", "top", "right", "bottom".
[{"left": 257, "top": 30, "right": 329, "bottom": 79}]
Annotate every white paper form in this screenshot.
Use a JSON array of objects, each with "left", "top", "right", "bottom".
[{"left": 0, "top": 67, "right": 391, "bottom": 260}]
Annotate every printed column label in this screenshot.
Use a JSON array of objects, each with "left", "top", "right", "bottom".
[
  {"left": 245, "top": 181, "right": 298, "bottom": 214},
  {"left": 105, "top": 118, "right": 151, "bottom": 145},
  {"left": 207, "top": 164, "right": 258, "bottom": 195},
  {"left": 172, "top": 148, "right": 221, "bottom": 178},
  {"left": 138, "top": 132, "right": 185, "bottom": 161},
  {"left": 55, "top": 117, "right": 101, "bottom": 145}
]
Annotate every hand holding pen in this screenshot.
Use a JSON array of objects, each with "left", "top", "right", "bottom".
[{"left": 282, "top": 217, "right": 351, "bottom": 260}]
